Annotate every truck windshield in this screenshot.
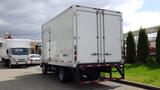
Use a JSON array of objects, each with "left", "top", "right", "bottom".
[{"left": 11, "top": 48, "right": 29, "bottom": 55}]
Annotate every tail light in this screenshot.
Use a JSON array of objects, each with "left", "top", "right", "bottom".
[
  {"left": 74, "top": 50, "right": 77, "bottom": 63},
  {"left": 74, "top": 50, "right": 77, "bottom": 55},
  {"left": 74, "top": 45, "right": 77, "bottom": 63},
  {"left": 30, "top": 59, "right": 32, "bottom": 64}
]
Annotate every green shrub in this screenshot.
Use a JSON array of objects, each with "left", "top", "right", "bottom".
[
  {"left": 126, "top": 31, "right": 136, "bottom": 63},
  {"left": 156, "top": 27, "right": 160, "bottom": 64},
  {"left": 137, "top": 28, "right": 149, "bottom": 63},
  {"left": 146, "top": 55, "right": 156, "bottom": 64}
]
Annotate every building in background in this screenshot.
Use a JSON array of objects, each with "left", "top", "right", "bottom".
[
  {"left": 124, "top": 25, "right": 160, "bottom": 55},
  {"left": 4, "top": 32, "right": 13, "bottom": 39},
  {"left": 30, "top": 39, "right": 41, "bottom": 55}
]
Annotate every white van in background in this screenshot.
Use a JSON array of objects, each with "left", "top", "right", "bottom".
[{"left": 0, "top": 39, "right": 30, "bottom": 67}]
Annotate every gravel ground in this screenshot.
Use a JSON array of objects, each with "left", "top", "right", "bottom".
[{"left": 0, "top": 63, "right": 145, "bottom": 90}]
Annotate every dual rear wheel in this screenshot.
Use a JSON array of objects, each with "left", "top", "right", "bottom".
[
  {"left": 59, "top": 68, "right": 73, "bottom": 82},
  {"left": 41, "top": 64, "right": 73, "bottom": 82}
]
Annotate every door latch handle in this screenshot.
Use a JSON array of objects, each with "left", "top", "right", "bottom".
[
  {"left": 91, "top": 52, "right": 98, "bottom": 56},
  {"left": 105, "top": 53, "right": 112, "bottom": 56}
]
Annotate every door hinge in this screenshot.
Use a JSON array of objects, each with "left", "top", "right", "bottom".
[
  {"left": 118, "top": 18, "right": 123, "bottom": 21},
  {"left": 74, "top": 36, "right": 80, "bottom": 39}
]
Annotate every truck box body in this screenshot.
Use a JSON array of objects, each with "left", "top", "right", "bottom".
[
  {"left": 41, "top": 5, "right": 124, "bottom": 83},
  {"left": 0, "top": 39, "right": 30, "bottom": 67},
  {"left": 0, "top": 39, "right": 30, "bottom": 59},
  {"left": 42, "top": 5, "right": 123, "bottom": 68}
]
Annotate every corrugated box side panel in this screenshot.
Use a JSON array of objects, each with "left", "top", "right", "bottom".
[{"left": 42, "top": 7, "right": 75, "bottom": 67}]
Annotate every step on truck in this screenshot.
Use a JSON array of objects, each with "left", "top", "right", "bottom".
[
  {"left": 0, "top": 39, "right": 30, "bottom": 67},
  {"left": 41, "top": 5, "right": 124, "bottom": 84}
]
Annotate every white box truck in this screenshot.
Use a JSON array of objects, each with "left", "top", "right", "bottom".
[
  {"left": 0, "top": 39, "right": 30, "bottom": 67},
  {"left": 41, "top": 5, "right": 124, "bottom": 83}
]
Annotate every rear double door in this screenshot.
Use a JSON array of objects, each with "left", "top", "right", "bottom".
[{"left": 77, "top": 9, "right": 122, "bottom": 64}]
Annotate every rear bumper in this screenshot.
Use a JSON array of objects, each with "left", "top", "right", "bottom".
[
  {"left": 27, "top": 61, "right": 41, "bottom": 65},
  {"left": 77, "top": 62, "right": 122, "bottom": 68},
  {"left": 74, "top": 63, "right": 124, "bottom": 84}
]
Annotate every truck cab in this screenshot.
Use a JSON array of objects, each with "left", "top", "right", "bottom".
[
  {"left": 0, "top": 39, "right": 30, "bottom": 67},
  {"left": 6, "top": 48, "right": 29, "bottom": 67}
]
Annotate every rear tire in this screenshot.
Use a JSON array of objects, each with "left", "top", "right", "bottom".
[
  {"left": 42, "top": 64, "right": 48, "bottom": 75},
  {"left": 59, "top": 67, "right": 73, "bottom": 82}
]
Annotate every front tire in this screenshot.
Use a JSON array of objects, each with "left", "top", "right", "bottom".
[
  {"left": 4, "top": 60, "right": 8, "bottom": 67},
  {"left": 42, "top": 64, "right": 48, "bottom": 75}
]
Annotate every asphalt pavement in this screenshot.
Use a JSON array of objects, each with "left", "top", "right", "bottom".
[{"left": 0, "top": 63, "right": 145, "bottom": 90}]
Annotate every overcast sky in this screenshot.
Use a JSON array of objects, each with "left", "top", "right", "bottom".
[{"left": 0, "top": 0, "right": 160, "bottom": 39}]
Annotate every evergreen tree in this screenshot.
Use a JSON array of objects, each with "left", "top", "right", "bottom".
[
  {"left": 126, "top": 31, "right": 136, "bottom": 63},
  {"left": 137, "top": 28, "right": 149, "bottom": 63},
  {"left": 156, "top": 27, "right": 160, "bottom": 63}
]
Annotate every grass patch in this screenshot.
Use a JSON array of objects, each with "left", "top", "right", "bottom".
[{"left": 124, "top": 63, "right": 160, "bottom": 87}]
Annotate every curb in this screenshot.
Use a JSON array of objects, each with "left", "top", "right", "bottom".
[{"left": 110, "top": 80, "right": 160, "bottom": 90}]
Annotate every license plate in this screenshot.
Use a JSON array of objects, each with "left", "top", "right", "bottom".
[
  {"left": 18, "top": 62, "right": 25, "bottom": 64},
  {"left": 18, "top": 59, "right": 25, "bottom": 61}
]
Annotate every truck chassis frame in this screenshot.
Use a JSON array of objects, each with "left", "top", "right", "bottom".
[
  {"left": 73, "top": 63, "right": 124, "bottom": 84},
  {"left": 41, "top": 63, "right": 124, "bottom": 84}
]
